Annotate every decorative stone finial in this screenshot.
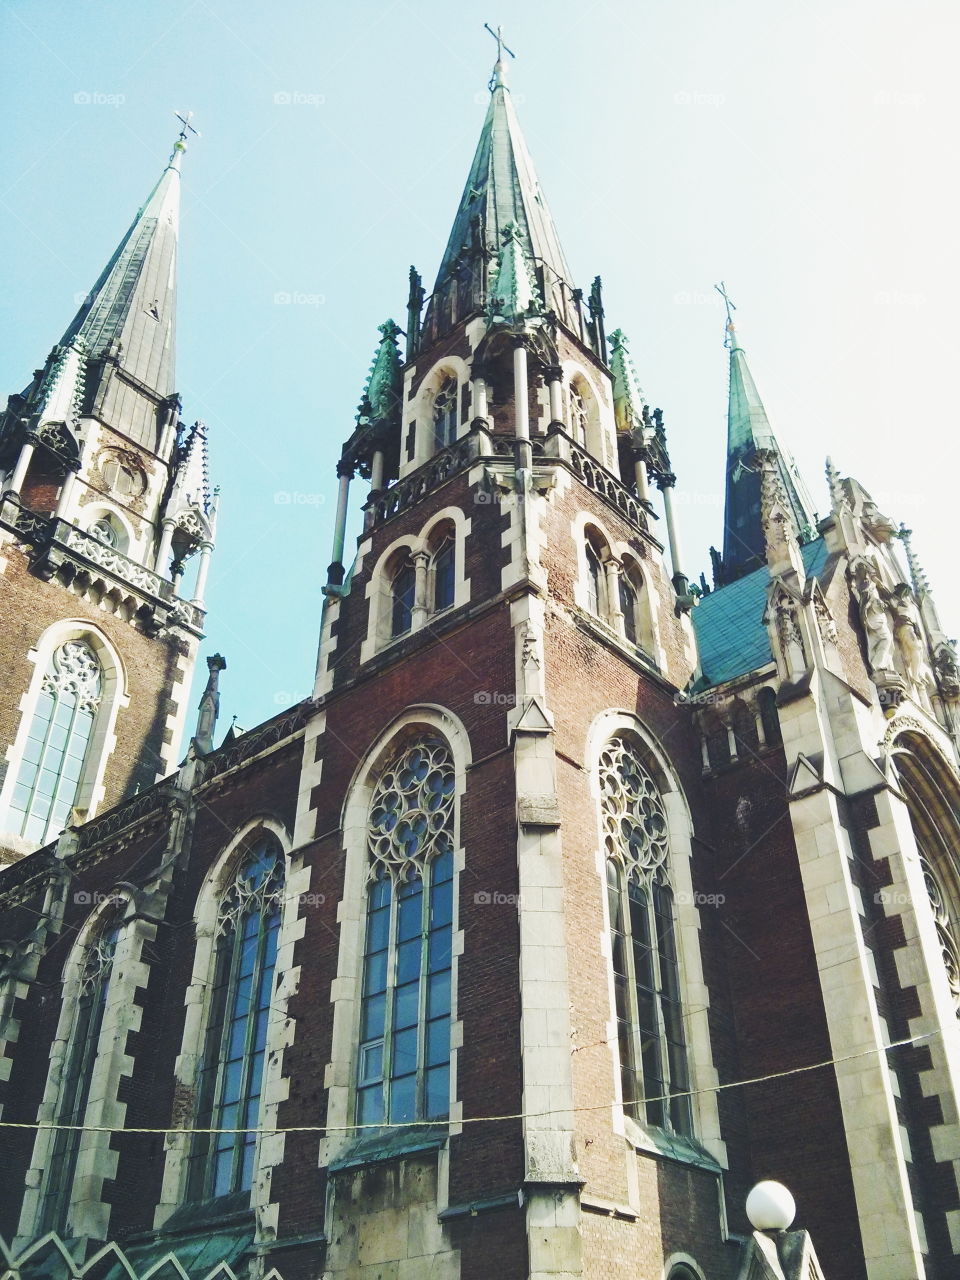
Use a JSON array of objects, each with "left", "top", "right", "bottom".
[{"left": 194, "top": 653, "right": 225, "bottom": 755}]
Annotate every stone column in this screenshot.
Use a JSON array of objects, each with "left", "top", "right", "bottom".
[
  {"left": 191, "top": 540, "right": 214, "bottom": 607},
  {"left": 327, "top": 465, "right": 352, "bottom": 587},
  {"left": 659, "top": 476, "right": 687, "bottom": 593},
  {"left": 54, "top": 467, "right": 79, "bottom": 521},
  {"left": 155, "top": 518, "right": 176, "bottom": 577},
  {"left": 411, "top": 549, "right": 430, "bottom": 630},
  {"left": 369, "top": 449, "right": 384, "bottom": 493},
  {"left": 472, "top": 375, "right": 489, "bottom": 424},
  {"left": 513, "top": 341, "right": 532, "bottom": 471},
  {"left": 604, "top": 556, "right": 625, "bottom": 635},
  {"left": 633, "top": 454, "right": 650, "bottom": 502},
  {"left": 546, "top": 365, "right": 564, "bottom": 428},
  {"left": 6, "top": 435, "right": 38, "bottom": 498}
]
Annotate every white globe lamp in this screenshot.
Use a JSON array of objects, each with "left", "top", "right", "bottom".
[{"left": 746, "top": 1180, "right": 796, "bottom": 1232}]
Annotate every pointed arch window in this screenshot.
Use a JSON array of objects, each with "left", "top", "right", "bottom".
[
  {"left": 586, "top": 541, "right": 604, "bottom": 617},
  {"left": 601, "top": 736, "right": 692, "bottom": 1134},
  {"left": 431, "top": 534, "right": 455, "bottom": 613},
  {"left": 188, "top": 841, "right": 284, "bottom": 1201},
  {"left": 433, "top": 377, "right": 459, "bottom": 452},
  {"left": 619, "top": 573, "right": 639, "bottom": 645},
  {"left": 570, "top": 382, "right": 588, "bottom": 447},
  {"left": 9, "top": 640, "right": 102, "bottom": 845},
  {"left": 38, "top": 921, "right": 120, "bottom": 1234},
  {"left": 391, "top": 557, "right": 416, "bottom": 637},
  {"left": 357, "top": 739, "right": 455, "bottom": 1127},
  {"left": 921, "top": 857, "right": 960, "bottom": 1012}
]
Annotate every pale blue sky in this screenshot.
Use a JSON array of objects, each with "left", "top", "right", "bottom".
[{"left": 2, "top": 0, "right": 957, "bottom": 733}]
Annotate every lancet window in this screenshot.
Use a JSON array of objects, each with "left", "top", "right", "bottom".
[
  {"left": 188, "top": 840, "right": 284, "bottom": 1200},
  {"left": 433, "top": 377, "right": 459, "bottom": 452},
  {"left": 391, "top": 556, "right": 416, "bottom": 637},
  {"left": 431, "top": 533, "right": 456, "bottom": 613},
  {"left": 38, "top": 922, "right": 120, "bottom": 1233},
  {"left": 357, "top": 739, "right": 455, "bottom": 1127},
  {"left": 600, "top": 736, "right": 692, "bottom": 1134},
  {"left": 9, "top": 640, "right": 103, "bottom": 845}
]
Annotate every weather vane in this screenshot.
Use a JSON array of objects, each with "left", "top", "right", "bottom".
[
  {"left": 715, "top": 281, "right": 736, "bottom": 346},
  {"left": 484, "top": 23, "right": 516, "bottom": 63},
  {"left": 175, "top": 110, "right": 200, "bottom": 144}
]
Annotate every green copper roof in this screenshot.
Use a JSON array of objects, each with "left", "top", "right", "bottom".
[
  {"left": 431, "top": 58, "right": 574, "bottom": 313},
  {"left": 59, "top": 139, "right": 184, "bottom": 399},
  {"left": 721, "top": 320, "right": 818, "bottom": 581},
  {"left": 693, "top": 537, "right": 829, "bottom": 686},
  {"left": 609, "top": 329, "right": 647, "bottom": 433},
  {"left": 487, "top": 221, "right": 542, "bottom": 323},
  {"left": 362, "top": 319, "right": 403, "bottom": 422}
]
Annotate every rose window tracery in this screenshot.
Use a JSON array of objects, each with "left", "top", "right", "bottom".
[
  {"left": 599, "top": 737, "right": 669, "bottom": 882},
  {"left": 43, "top": 641, "right": 103, "bottom": 713},
  {"left": 368, "top": 739, "right": 455, "bottom": 880},
  {"left": 921, "top": 856, "right": 960, "bottom": 1014}
]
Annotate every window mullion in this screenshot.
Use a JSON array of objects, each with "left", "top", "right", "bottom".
[
  {"left": 647, "top": 889, "right": 673, "bottom": 1125},
  {"left": 47, "top": 690, "right": 83, "bottom": 839},
  {"left": 416, "top": 864, "right": 431, "bottom": 1119},
  {"left": 621, "top": 872, "right": 645, "bottom": 1113},
  {"left": 382, "top": 877, "right": 400, "bottom": 1123},
  {"left": 233, "top": 906, "right": 266, "bottom": 1192}
]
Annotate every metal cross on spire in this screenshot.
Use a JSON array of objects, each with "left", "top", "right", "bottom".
[
  {"left": 175, "top": 110, "right": 200, "bottom": 144},
  {"left": 484, "top": 22, "right": 516, "bottom": 63},
  {"left": 715, "top": 281, "right": 737, "bottom": 346}
]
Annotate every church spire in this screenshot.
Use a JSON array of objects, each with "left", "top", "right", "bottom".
[
  {"left": 425, "top": 33, "right": 576, "bottom": 330},
  {"left": 58, "top": 128, "right": 186, "bottom": 415},
  {"left": 715, "top": 287, "right": 817, "bottom": 585}
]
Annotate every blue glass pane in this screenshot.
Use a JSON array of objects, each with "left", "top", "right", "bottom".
[
  {"left": 357, "top": 1085, "right": 384, "bottom": 1126},
  {"left": 366, "top": 905, "right": 390, "bottom": 952},
  {"left": 393, "top": 980, "right": 419, "bottom": 1030},
  {"left": 428, "top": 932, "right": 451, "bottom": 973},
  {"left": 248, "top": 1051, "right": 265, "bottom": 1100},
  {"left": 240, "top": 1138, "right": 256, "bottom": 1191},
  {"left": 427, "top": 969, "right": 450, "bottom": 1019},
  {"left": 359, "top": 1042, "right": 383, "bottom": 1084},
  {"left": 223, "top": 1059, "right": 243, "bottom": 1103},
  {"left": 397, "top": 889, "right": 423, "bottom": 941},
  {"left": 390, "top": 1073, "right": 416, "bottom": 1123},
  {"left": 426, "top": 1017, "right": 449, "bottom": 1067},
  {"left": 392, "top": 1027, "right": 418, "bottom": 1077},
  {"left": 363, "top": 949, "right": 388, "bottom": 995},
  {"left": 227, "top": 1017, "right": 248, "bottom": 1059},
  {"left": 430, "top": 879, "right": 452, "bottom": 929},
  {"left": 213, "top": 1148, "right": 235, "bottom": 1198},
  {"left": 361, "top": 993, "right": 386, "bottom": 1039},
  {"left": 425, "top": 1065, "right": 449, "bottom": 1120},
  {"left": 396, "top": 937, "right": 422, "bottom": 984}
]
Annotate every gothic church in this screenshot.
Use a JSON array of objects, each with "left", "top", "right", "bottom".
[{"left": 0, "top": 45, "right": 958, "bottom": 1280}]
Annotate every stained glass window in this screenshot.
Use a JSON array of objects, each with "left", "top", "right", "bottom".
[
  {"left": 357, "top": 739, "right": 455, "bottom": 1127},
  {"left": 600, "top": 736, "right": 692, "bottom": 1134},
  {"left": 188, "top": 841, "right": 284, "bottom": 1201},
  {"left": 9, "top": 640, "right": 102, "bottom": 845},
  {"left": 38, "top": 922, "right": 120, "bottom": 1233}
]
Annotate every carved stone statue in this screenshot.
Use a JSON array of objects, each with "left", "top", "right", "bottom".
[
  {"left": 862, "top": 500, "right": 898, "bottom": 543},
  {"left": 851, "top": 561, "right": 895, "bottom": 673},
  {"left": 890, "top": 584, "right": 934, "bottom": 692},
  {"left": 934, "top": 641, "right": 960, "bottom": 699}
]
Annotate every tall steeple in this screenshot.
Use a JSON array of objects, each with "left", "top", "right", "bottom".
[
  {"left": 423, "top": 38, "right": 578, "bottom": 335},
  {"left": 717, "top": 292, "right": 817, "bottom": 585}
]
